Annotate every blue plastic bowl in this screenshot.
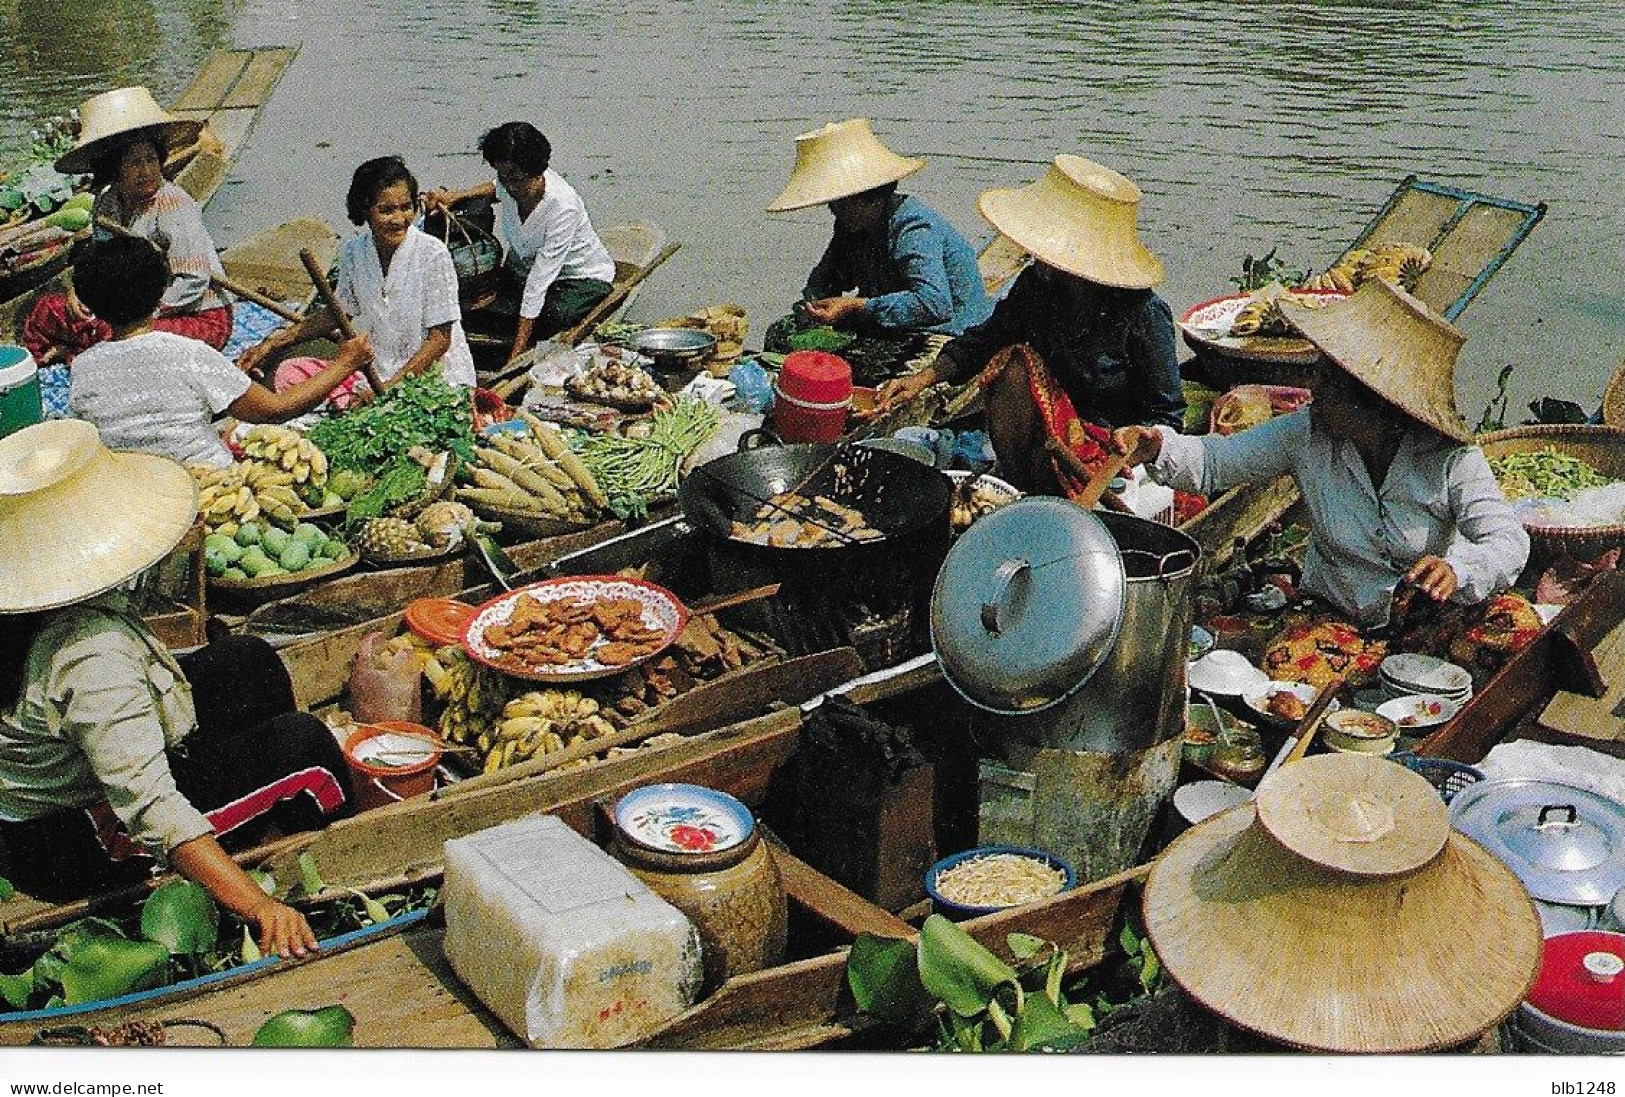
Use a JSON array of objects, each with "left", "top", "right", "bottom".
[{"left": 924, "top": 846, "right": 1076, "bottom": 919}]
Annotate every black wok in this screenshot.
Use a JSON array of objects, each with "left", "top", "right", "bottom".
[{"left": 677, "top": 442, "right": 952, "bottom": 554}]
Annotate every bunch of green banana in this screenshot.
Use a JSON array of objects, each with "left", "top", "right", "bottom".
[
  {"left": 190, "top": 463, "right": 305, "bottom": 537},
  {"left": 1300, "top": 243, "right": 1430, "bottom": 294},
  {"left": 480, "top": 689, "right": 616, "bottom": 774},
  {"left": 240, "top": 425, "right": 331, "bottom": 508},
  {"left": 430, "top": 647, "right": 506, "bottom": 752}
]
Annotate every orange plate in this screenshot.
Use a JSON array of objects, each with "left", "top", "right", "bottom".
[{"left": 404, "top": 598, "right": 478, "bottom": 648}]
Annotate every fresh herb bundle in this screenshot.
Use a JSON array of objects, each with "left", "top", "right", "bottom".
[{"left": 308, "top": 367, "right": 473, "bottom": 473}]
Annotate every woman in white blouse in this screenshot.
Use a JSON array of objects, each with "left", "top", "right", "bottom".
[
  {"left": 239, "top": 157, "right": 477, "bottom": 397},
  {"left": 1114, "top": 279, "right": 1529, "bottom": 628},
  {"left": 425, "top": 122, "right": 615, "bottom": 365}
]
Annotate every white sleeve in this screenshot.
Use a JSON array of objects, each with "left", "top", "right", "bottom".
[
  {"left": 190, "top": 343, "right": 252, "bottom": 414},
  {"left": 1148, "top": 410, "right": 1306, "bottom": 495},
  {"left": 423, "top": 242, "right": 463, "bottom": 329},
  {"left": 1442, "top": 447, "right": 1531, "bottom": 604}
]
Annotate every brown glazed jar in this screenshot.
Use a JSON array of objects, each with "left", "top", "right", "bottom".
[{"left": 612, "top": 829, "right": 788, "bottom": 991}]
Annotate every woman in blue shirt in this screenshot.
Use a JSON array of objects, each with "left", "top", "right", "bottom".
[{"left": 767, "top": 119, "right": 991, "bottom": 337}]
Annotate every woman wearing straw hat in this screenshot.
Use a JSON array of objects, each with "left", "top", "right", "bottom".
[
  {"left": 424, "top": 122, "right": 614, "bottom": 365},
  {"left": 766, "top": 119, "right": 991, "bottom": 338},
  {"left": 68, "top": 236, "right": 370, "bottom": 468},
  {"left": 873, "top": 156, "right": 1184, "bottom": 495},
  {"left": 21, "top": 87, "right": 233, "bottom": 369},
  {"left": 0, "top": 421, "right": 355, "bottom": 957},
  {"left": 1114, "top": 279, "right": 1530, "bottom": 633}
]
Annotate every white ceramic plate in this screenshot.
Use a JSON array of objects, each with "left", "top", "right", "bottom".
[
  {"left": 1242, "top": 681, "right": 1339, "bottom": 728},
  {"left": 1376, "top": 693, "right": 1460, "bottom": 731},
  {"left": 1379, "top": 653, "right": 1472, "bottom": 695},
  {"left": 1188, "top": 650, "right": 1271, "bottom": 696}
]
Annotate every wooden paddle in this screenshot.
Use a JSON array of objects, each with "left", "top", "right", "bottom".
[
  {"left": 1281, "top": 673, "right": 1349, "bottom": 767},
  {"left": 299, "top": 247, "right": 389, "bottom": 394},
  {"left": 94, "top": 216, "right": 302, "bottom": 322}
]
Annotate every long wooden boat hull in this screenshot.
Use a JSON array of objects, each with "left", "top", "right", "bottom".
[
  {"left": 0, "top": 46, "right": 300, "bottom": 339},
  {"left": 0, "top": 661, "right": 1138, "bottom": 1049}
]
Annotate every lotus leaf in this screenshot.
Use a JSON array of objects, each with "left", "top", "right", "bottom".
[{"left": 140, "top": 880, "right": 219, "bottom": 956}]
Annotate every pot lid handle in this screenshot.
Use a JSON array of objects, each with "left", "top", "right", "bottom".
[
  {"left": 980, "top": 558, "right": 1030, "bottom": 635},
  {"left": 1538, "top": 804, "right": 1579, "bottom": 828},
  {"left": 1584, "top": 951, "right": 1624, "bottom": 984}
]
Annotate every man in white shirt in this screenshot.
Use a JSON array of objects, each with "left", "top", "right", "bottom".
[{"left": 426, "top": 123, "right": 615, "bottom": 364}]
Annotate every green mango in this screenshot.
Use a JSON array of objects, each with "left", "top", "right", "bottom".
[
  {"left": 44, "top": 206, "right": 90, "bottom": 232},
  {"left": 204, "top": 533, "right": 242, "bottom": 562},
  {"left": 57, "top": 933, "right": 170, "bottom": 1005},
  {"left": 251, "top": 1005, "right": 356, "bottom": 1047},
  {"left": 261, "top": 527, "right": 292, "bottom": 556},
  {"left": 257, "top": 565, "right": 288, "bottom": 578},
  {"left": 278, "top": 542, "right": 312, "bottom": 572},
  {"left": 205, "top": 549, "right": 229, "bottom": 578},
  {"left": 140, "top": 880, "right": 218, "bottom": 956},
  {"left": 239, "top": 551, "right": 273, "bottom": 578},
  {"left": 63, "top": 192, "right": 94, "bottom": 212},
  {"left": 235, "top": 522, "right": 263, "bottom": 548},
  {"left": 222, "top": 567, "right": 248, "bottom": 580},
  {"left": 316, "top": 538, "right": 346, "bottom": 560},
  {"left": 293, "top": 522, "right": 325, "bottom": 546}
]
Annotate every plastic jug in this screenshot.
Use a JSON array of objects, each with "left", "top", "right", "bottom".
[{"left": 0, "top": 345, "right": 42, "bottom": 440}]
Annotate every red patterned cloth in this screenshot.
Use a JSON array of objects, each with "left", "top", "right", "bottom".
[
  {"left": 21, "top": 293, "right": 232, "bottom": 365},
  {"left": 972, "top": 343, "right": 1115, "bottom": 501}
]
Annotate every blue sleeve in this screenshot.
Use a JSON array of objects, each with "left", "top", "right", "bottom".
[
  {"left": 864, "top": 221, "right": 955, "bottom": 331},
  {"left": 1127, "top": 295, "right": 1186, "bottom": 428}
]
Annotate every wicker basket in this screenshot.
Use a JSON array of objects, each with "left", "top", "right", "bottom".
[
  {"left": 207, "top": 548, "right": 359, "bottom": 607},
  {"left": 1478, "top": 424, "right": 1625, "bottom": 564},
  {"left": 1390, "top": 752, "right": 1484, "bottom": 804}
]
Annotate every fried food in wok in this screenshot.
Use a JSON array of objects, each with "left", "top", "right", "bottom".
[{"left": 728, "top": 491, "right": 885, "bottom": 548}]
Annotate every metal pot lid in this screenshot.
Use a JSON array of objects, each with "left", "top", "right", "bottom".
[
  {"left": 1450, "top": 778, "right": 1625, "bottom": 905},
  {"left": 930, "top": 497, "right": 1125, "bottom": 714}
]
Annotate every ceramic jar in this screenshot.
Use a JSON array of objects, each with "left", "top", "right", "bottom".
[{"left": 613, "top": 829, "right": 788, "bottom": 991}]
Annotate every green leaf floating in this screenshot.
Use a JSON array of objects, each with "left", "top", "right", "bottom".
[
  {"left": 917, "top": 915, "right": 1017, "bottom": 1018},
  {"left": 140, "top": 880, "right": 219, "bottom": 956},
  {"left": 252, "top": 1005, "right": 356, "bottom": 1047}
]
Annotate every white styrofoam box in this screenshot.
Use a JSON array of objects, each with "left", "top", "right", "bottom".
[{"left": 442, "top": 814, "right": 703, "bottom": 1048}]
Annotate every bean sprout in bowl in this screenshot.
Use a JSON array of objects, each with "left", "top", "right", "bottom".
[{"left": 925, "top": 846, "right": 1074, "bottom": 918}]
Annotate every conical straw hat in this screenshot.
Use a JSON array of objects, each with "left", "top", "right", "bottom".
[
  {"left": 1143, "top": 781, "right": 1541, "bottom": 1052},
  {"left": 1279, "top": 278, "right": 1471, "bottom": 443},
  {"left": 0, "top": 420, "right": 197, "bottom": 614},
  {"left": 766, "top": 119, "right": 925, "bottom": 213},
  {"left": 976, "top": 155, "right": 1165, "bottom": 290},
  {"left": 1254, "top": 752, "right": 1450, "bottom": 876},
  {"left": 55, "top": 87, "right": 202, "bottom": 176}
]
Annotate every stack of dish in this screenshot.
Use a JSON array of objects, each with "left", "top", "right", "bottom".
[{"left": 1379, "top": 653, "right": 1473, "bottom": 705}]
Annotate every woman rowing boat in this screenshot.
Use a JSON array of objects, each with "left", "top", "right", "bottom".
[
  {"left": 237, "top": 156, "right": 476, "bottom": 401},
  {"left": 21, "top": 88, "right": 233, "bottom": 367},
  {"left": 0, "top": 421, "right": 355, "bottom": 957}
]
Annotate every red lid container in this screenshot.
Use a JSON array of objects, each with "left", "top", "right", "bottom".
[
  {"left": 1528, "top": 931, "right": 1625, "bottom": 1032},
  {"left": 777, "top": 351, "right": 852, "bottom": 405}
]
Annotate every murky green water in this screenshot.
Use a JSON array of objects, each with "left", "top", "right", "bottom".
[{"left": 3, "top": 0, "right": 1622, "bottom": 419}]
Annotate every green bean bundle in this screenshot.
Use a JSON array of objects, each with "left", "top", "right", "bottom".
[
  {"left": 574, "top": 398, "right": 720, "bottom": 519},
  {"left": 1488, "top": 447, "right": 1616, "bottom": 501}
]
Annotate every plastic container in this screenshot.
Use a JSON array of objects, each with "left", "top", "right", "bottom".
[
  {"left": 343, "top": 721, "right": 443, "bottom": 811},
  {"left": 1510, "top": 930, "right": 1625, "bottom": 1053},
  {"left": 0, "top": 345, "right": 41, "bottom": 441},
  {"left": 924, "top": 845, "right": 1074, "bottom": 919},
  {"left": 770, "top": 350, "right": 851, "bottom": 442}
]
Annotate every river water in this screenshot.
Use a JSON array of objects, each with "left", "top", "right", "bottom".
[{"left": 3, "top": 0, "right": 1622, "bottom": 419}]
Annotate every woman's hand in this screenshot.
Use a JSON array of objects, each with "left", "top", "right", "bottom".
[
  {"left": 801, "top": 296, "right": 866, "bottom": 328},
  {"left": 236, "top": 340, "right": 272, "bottom": 377},
  {"left": 1111, "top": 425, "right": 1164, "bottom": 466},
  {"left": 1405, "top": 555, "right": 1459, "bottom": 602},
  {"left": 423, "top": 187, "right": 455, "bottom": 215},
  {"left": 249, "top": 898, "right": 319, "bottom": 960},
  {"left": 334, "top": 333, "right": 374, "bottom": 374},
  {"left": 872, "top": 367, "right": 937, "bottom": 416}
]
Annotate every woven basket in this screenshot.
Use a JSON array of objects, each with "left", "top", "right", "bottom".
[
  {"left": 426, "top": 202, "right": 502, "bottom": 312},
  {"left": 207, "top": 548, "right": 359, "bottom": 606},
  {"left": 1602, "top": 359, "right": 1625, "bottom": 429},
  {"left": 1478, "top": 424, "right": 1625, "bottom": 564}
]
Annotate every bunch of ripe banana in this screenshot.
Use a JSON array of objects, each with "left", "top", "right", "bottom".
[
  {"left": 238, "top": 425, "right": 330, "bottom": 508},
  {"left": 431, "top": 647, "right": 508, "bottom": 754},
  {"left": 480, "top": 689, "right": 618, "bottom": 774},
  {"left": 191, "top": 461, "right": 310, "bottom": 538},
  {"left": 1300, "top": 242, "right": 1432, "bottom": 294},
  {"left": 1228, "top": 288, "right": 1334, "bottom": 338}
]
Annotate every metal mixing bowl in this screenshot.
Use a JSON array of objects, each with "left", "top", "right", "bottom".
[{"left": 631, "top": 327, "right": 717, "bottom": 365}]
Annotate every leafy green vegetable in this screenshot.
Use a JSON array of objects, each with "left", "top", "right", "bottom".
[
  {"left": 344, "top": 456, "right": 427, "bottom": 529},
  {"left": 918, "top": 915, "right": 1018, "bottom": 1017},
  {"left": 787, "top": 326, "right": 855, "bottom": 352},
  {"left": 1488, "top": 446, "right": 1614, "bottom": 501},
  {"left": 845, "top": 934, "right": 925, "bottom": 1026},
  {"left": 308, "top": 366, "right": 473, "bottom": 474}
]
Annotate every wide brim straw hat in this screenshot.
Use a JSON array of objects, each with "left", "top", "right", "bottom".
[
  {"left": 55, "top": 86, "right": 202, "bottom": 176},
  {"left": 0, "top": 420, "right": 198, "bottom": 614},
  {"left": 977, "top": 155, "right": 1165, "bottom": 290},
  {"left": 766, "top": 118, "right": 925, "bottom": 213},
  {"left": 1279, "top": 278, "right": 1471, "bottom": 443},
  {"left": 1143, "top": 754, "right": 1542, "bottom": 1053}
]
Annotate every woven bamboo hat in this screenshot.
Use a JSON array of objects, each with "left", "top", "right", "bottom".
[
  {"left": 0, "top": 420, "right": 197, "bottom": 614},
  {"left": 1279, "top": 278, "right": 1471, "bottom": 443},
  {"left": 766, "top": 119, "right": 925, "bottom": 213},
  {"left": 55, "top": 87, "right": 201, "bottom": 176},
  {"left": 976, "top": 155, "right": 1165, "bottom": 290},
  {"left": 1143, "top": 754, "right": 1542, "bottom": 1053}
]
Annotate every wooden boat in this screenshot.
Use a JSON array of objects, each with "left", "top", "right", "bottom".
[
  {"left": 0, "top": 659, "right": 1141, "bottom": 1049},
  {"left": 0, "top": 46, "right": 301, "bottom": 334}
]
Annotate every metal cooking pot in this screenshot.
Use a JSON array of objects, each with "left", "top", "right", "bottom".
[
  {"left": 1450, "top": 778, "right": 1625, "bottom": 905},
  {"left": 632, "top": 327, "right": 716, "bottom": 369}
]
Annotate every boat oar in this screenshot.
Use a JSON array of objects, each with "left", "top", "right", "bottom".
[
  {"left": 299, "top": 247, "right": 389, "bottom": 394},
  {"left": 1280, "top": 674, "right": 1349, "bottom": 768},
  {"left": 1045, "top": 439, "right": 1131, "bottom": 513},
  {"left": 94, "top": 216, "right": 303, "bottom": 323}
]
